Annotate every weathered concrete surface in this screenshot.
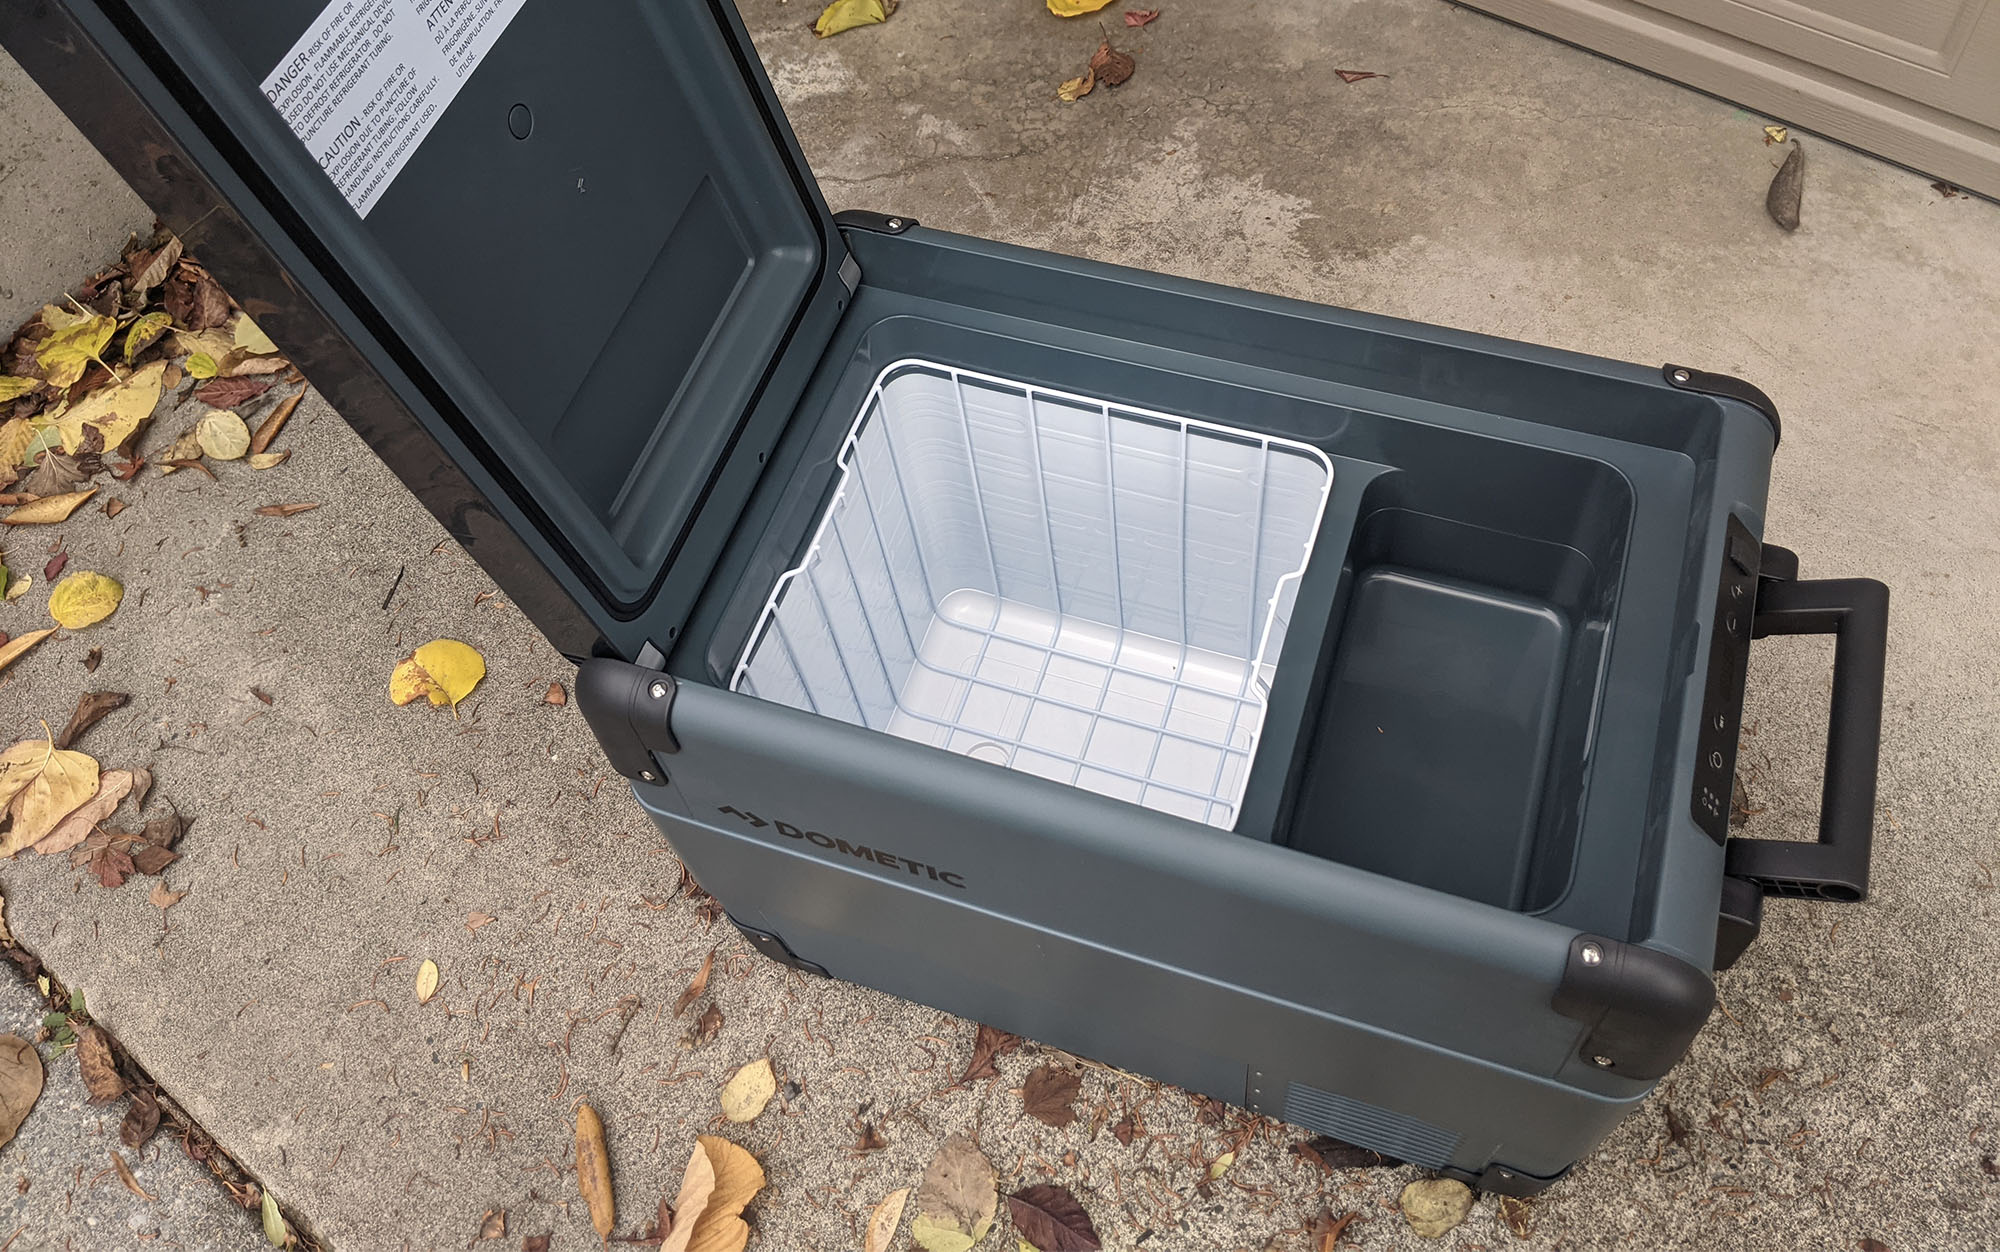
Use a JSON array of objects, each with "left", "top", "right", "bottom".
[
  {"left": 2, "top": 0, "right": 1999, "bottom": 1249},
  {"left": 0, "top": 969, "right": 265, "bottom": 1250}
]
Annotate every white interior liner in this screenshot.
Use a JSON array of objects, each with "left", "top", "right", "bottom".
[{"left": 732, "top": 361, "right": 1333, "bottom": 829}]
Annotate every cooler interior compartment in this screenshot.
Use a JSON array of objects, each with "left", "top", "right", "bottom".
[
  {"left": 732, "top": 361, "right": 1333, "bottom": 828},
  {"left": 1279, "top": 439, "right": 1633, "bottom": 912}
]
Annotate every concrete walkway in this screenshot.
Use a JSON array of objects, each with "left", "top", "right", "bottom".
[{"left": 3, "top": 1, "right": 1998, "bottom": 1249}]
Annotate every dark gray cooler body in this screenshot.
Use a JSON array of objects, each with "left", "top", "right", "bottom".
[{"left": 4, "top": 0, "right": 1889, "bottom": 1194}]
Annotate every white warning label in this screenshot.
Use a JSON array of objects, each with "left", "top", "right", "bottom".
[{"left": 261, "top": 0, "right": 528, "bottom": 217}]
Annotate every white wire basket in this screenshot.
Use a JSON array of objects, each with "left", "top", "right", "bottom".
[{"left": 732, "top": 360, "right": 1334, "bottom": 828}]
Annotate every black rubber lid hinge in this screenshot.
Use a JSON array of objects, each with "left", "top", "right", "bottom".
[{"left": 1663, "top": 364, "right": 1782, "bottom": 446}]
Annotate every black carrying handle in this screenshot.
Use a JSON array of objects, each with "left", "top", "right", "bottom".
[{"left": 1727, "top": 574, "right": 1890, "bottom": 902}]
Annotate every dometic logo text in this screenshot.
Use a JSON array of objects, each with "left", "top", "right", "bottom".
[{"left": 716, "top": 807, "right": 966, "bottom": 889}]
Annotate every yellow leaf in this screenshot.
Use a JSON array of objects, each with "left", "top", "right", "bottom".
[
  {"left": 35, "top": 316, "right": 117, "bottom": 389},
  {"left": 171, "top": 328, "right": 235, "bottom": 362},
  {"left": 248, "top": 451, "right": 290, "bottom": 470},
  {"left": 1058, "top": 68, "right": 1096, "bottom": 101},
  {"left": 660, "top": 1140, "right": 718, "bottom": 1252},
  {"left": 3, "top": 574, "right": 28, "bottom": 602},
  {"left": 0, "top": 737, "right": 99, "bottom": 857},
  {"left": 910, "top": 1214, "right": 976, "bottom": 1252},
  {"left": 195, "top": 409, "right": 251, "bottom": 461},
  {"left": 0, "top": 418, "right": 35, "bottom": 468},
  {"left": 1764, "top": 124, "right": 1788, "bottom": 144},
  {"left": 231, "top": 314, "right": 279, "bottom": 356},
  {"left": 1207, "top": 1149, "right": 1234, "bottom": 1180},
  {"left": 719, "top": 1057, "right": 776, "bottom": 1123},
  {"left": 0, "top": 629, "right": 55, "bottom": 676},
  {"left": 815, "top": 0, "right": 886, "bottom": 37},
  {"left": 47, "top": 571, "right": 123, "bottom": 629},
  {"left": 1047, "top": 0, "right": 1115, "bottom": 14},
  {"left": 40, "top": 304, "right": 90, "bottom": 332},
  {"left": 688, "top": 1135, "right": 765, "bottom": 1252},
  {"left": 391, "top": 639, "right": 485, "bottom": 710},
  {"left": 184, "top": 352, "right": 218, "bottom": 380},
  {"left": 865, "top": 1188, "right": 911, "bottom": 1252},
  {"left": 575, "top": 1103, "right": 615, "bottom": 1240},
  {"left": 0, "top": 378, "right": 37, "bottom": 404},
  {"left": 123, "top": 312, "right": 173, "bottom": 363},
  {"left": 155, "top": 428, "right": 202, "bottom": 473},
  {"left": 414, "top": 958, "right": 440, "bottom": 1003},
  {"left": 3, "top": 490, "right": 98, "bottom": 525},
  {"left": 57, "top": 360, "right": 164, "bottom": 454}
]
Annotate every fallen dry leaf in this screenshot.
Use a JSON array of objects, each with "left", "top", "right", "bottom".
[
  {"left": 55, "top": 360, "right": 164, "bottom": 455},
  {"left": 247, "top": 451, "right": 289, "bottom": 470},
  {"left": 43, "top": 553, "right": 68, "bottom": 582},
  {"left": 249, "top": 392, "right": 302, "bottom": 455},
  {"left": 544, "top": 681, "right": 567, "bottom": 706},
  {"left": 1021, "top": 1064, "right": 1081, "bottom": 1128},
  {"left": 415, "top": 958, "right": 440, "bottom": 1004},
  {"left": 523, "top": 1237, "right": 550, "bottom": 1252},
  {"left": 962, "top": 1023, "right": 1021, "bottom": 1083},
  {"left": 1763, "top": 124, "right": 1788, "bottom": 145},
  {"left": 123, "top": 312, "right": 173, "bottom": 363},
  {"left": 1768, "top": 141, "right": 1805, "bottom": 232},
  {"left": 0, "top": 736, "right": 100, "bottom": 856},
  {"left": 89, "top": 845, "right": 136, "bottom": 888},
  {"left": 1498, "top": 1195, "right": 1533, "bottom": 1240},
  {"left": 253, "top": 501, "right": 318, "bottom": 518},
  {"left": 261, "top": 1188, "right": 287, "bottom": 1246},
  {"left": 815, "top": 0, "right": 890, "bottom": 37},
  {"left": 34, "top": 316, "right": 117, "bottom": 390},
  {"left": 0, "top": 1035, "right": 43, "bottom": 1151},
  {"left": 1057, "top": 68, "right": 1095, "bottom": 102},
  {"left": 1089, "top": 40, "right": 1134, "bottom": 87},
  {"left": 1206, "top": 1150, "right": 1235, "bottom": 1181},
  {"left": 1334, "top": 68, "right": 1387, "bottom": 83},
  {"left": 1399, "top": 1178, "right": 1472, "bottom": 1238},
  {"left": 720, "top": 1058, "right": 776, "bottom": 1124},
  {"left": 231, "top": 314, "right": 278, "bottom": 356},
  {"left": 0, "top": 629, "right": 55, "bottom": 676},
  {"left": 109, "top": 1147, "right": 156, "bottom": 1201},
  {"left": 1123, "top": 8, "right": 1158, "bottom": 25},
  {"left": 251, "top": 686, "right": 273, "bottom": 706},
  {"left": 1007, "top": 1184, "right": 1101, "bottom": 1252},
  {"left": 148, "top": 881, "right": 185, "bottom": 910},
  {"left": 465, "top": 912, "right": 495, "bottom": 932},
  {"left": 576, "top": 1103, "right": 615, "bottom": 1240},
  {"left": 685, "top": 1002, "right": 724, "bottom": 1049},
  {"left": 3, "top": 574, "right": 30, "bottom": 604},
  {"left": 1291, "top": 1134, "right": 1395, "bottom": 1172},
  {"left": 132, "top": 843, "right": 177, "bottom": 876},
  {"left": 390, "top": 639, "right": 484, "bottom": 709},
  {"left": 474, "top": 1208, "right": 505, "bottom": 1241},
  {"left": 912, "top": 1133, "right": 997, "bottom": 1252},
  {"left": 660, "top": 1138, "right": 718, "bottom": 1252},
  {"left": 4, "top": 489, "right": 97, "bottom": 524},
  {"left": 103, "top": 497, "right": 128, "bottom": 518},
  {"left": 1047, "top": 0, "right": 1114, "bottom": 14},
  {"left": 20, "top": 452, "right": 90, "bottom": 497},
  {"left": 33, "top": 767, "right": 134, "bottom": 855},
  {"left": 864, "top": 1187, "right": 910, "bottom": 1252},
  {"left": 83, "top": 647, "right": 101, "bottom": 672},
  {"left": 687, "top": 1135, "right": 765, "bottom": 1252},
  {"left": 1307, "top": 1210, "right": 1361, "bottom": 1251},
  {"left": 120, "top": 1086, "right": 161, "bottom": 1149},
  {"left": 47, "top": 571, "right": 123, "bottom": 630},
  {"left": 676, "top": 951, "right": 715, "bottom": 1018},
  {"left": 192, "top": 376, "right": 273, "bottom": 410},
  {"left": 195, "top": 409, "right": 250, "bottom": 461},
  {"left": 77, "top": 1026, "right": 124, "bottom": 1103}
]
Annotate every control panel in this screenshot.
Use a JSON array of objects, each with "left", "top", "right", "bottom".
[{"left": 1691, "top": 516, "right": 1761, "bottom": 843}]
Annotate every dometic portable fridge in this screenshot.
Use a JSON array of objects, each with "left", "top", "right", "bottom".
[{"left": 4, "top": 0, "right": 1889, "bottom": 1194}]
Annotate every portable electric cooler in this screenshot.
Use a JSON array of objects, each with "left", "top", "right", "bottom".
[{"left": 3, "top": 0, "right": 1888, "bottom": 1193}]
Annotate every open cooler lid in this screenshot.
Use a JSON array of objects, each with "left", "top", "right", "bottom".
[{"left": 58, "top": 0, "right": 849, "bottom": 659}]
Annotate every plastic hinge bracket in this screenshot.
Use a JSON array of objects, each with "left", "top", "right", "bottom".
[
  {"left": 1663, "top": 364, "right": 1782, "bottom": 446},
  {"left": 575, "top": 657, "right": 680, "bottom": 784}
]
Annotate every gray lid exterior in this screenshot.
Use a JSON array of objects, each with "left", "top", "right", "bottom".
[{"left": 85, "top": 0, "right": 848, "bottom": 656}]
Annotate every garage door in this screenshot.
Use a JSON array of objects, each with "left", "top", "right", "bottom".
[{"left": 1462, "top": 0, "right": 2000, "bottom": 198}]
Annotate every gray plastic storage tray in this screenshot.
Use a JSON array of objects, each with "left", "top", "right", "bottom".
[{"left": 733, "top": 361, "right": 1332, "bottom": 827}]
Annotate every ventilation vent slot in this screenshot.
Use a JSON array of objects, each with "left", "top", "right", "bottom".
[{"left": 1282, "top": 1082, "right": 1461, "bottom": 1169}]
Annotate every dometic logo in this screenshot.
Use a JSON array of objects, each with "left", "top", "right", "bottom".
[{"left": 716, "top": 807, "right": 966, "bottom": 890}]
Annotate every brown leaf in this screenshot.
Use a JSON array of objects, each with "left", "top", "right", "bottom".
[
  {"left": 249, "top": 392, "right": 302, "bottom": 455},
  {"left": 675, "top": 950, "right": 715, "bottom": 1017},
  {"left": 43, "top": 552, "right": 68, "bottom": 581},
  {"left": 132, "top": 844, "right": 178, "bottom": 876},
  {"left": 913, "top": 1134, "right": 996, "bottom": 1247},
  {"left": 192, "top": 376, "right": 273, "bottom": 410},
  {"left": 143, "top": 813, "right": 184, "bottom": 849},
  {"left": 77, "top": 1026, "right": 124, "bottom": 1102},
  {"left": 1293, "top": 1135, "right": 1396, "bottom": 1171},
  {"left": 1334, "top": 68, "right": 1387, "bottom": 83},
  {"left": 119, "top": 1088, "right": 161, "bottom": 1148},
  {"left": 147, "top": 881, "right": 185, "bottom": 911},
  {"left": 465, "top": 912, "right": 496, "bottom": 932},
  {"left": 84, "top": 647, "right": 102, "bottom": 672},
  {"left": 1982, "top": 1154, "right": 1999, "bottom": 1177},
  {"left": 90, "top": 846, "right": 136, "bottom": 888},
  {"left": 0, "top": 1034, "right": 44, "bottom": 1152},
  {"left": 544, "top": 682, "right": 567, "bottom": 706},
  {"left": 112, "top": 457, "right": 143, "bottom": 481},
  {"left": 1111, "top": 1113, "right": 1137, "bottom": 1145},
  {"left": 1088, "top": 39, "right": 1135, "bottom": 87},
  {"left": 1859, "top": 1241, "right": 1893, "bottom": 1252},
  {"left": 1021, "top": 1064, "right": 1081, "bottom": 1128},
  {"left": 18, "top": 454, "right": 89, "bottom": 498},
  {"left": 1307, "top": 1210, "right": 1362, "bottom": 1251},
  {"left": 1932, "top": 180, "right": 1963, "bottom": 198},
  {"left": 1663, "top": 1104, "right": 1690, "bottom": 1147},
  {"left": 1006, "top": 1183, "right": 1101, "bottom": 1252},
  {"left": 962, "top": 1022, "right": 1021, "bottom": 1083},
  {"left": 523, "top": 1238, "right": 550, "bottom": 1252},
  {"left": 103, "top": 497, "right": 128, "bottom": 518},
  {"left": 474, "top": 1207, "right": 505, "bottom": 1240},
  {"left": 685, "top": 1001, "right": 724, "bottom": 1049},
  {"left": 1767, "top": 141, "right": 1805, "bottom": 232},
  {"left": 575, "top": 1103, "right": 615, "bottom": 1239},
  {"left": 1057, "top": 68, "right": 1095, "bottom": 102},
  {"left": 1124, "top": 8, "right": 1158, "bottom": 25},
  {"left": 855, "top": 1121, "right": 888, "bottom": 1152},
  {"left": 164, "top": 458, "right": 215, "bottom": 480},
  {"left": 1195, "top": 1094, "right": 1225, "bottom": 1124},
  {"left": 177, "top": 273, "right": 232, "bottom": 332},
  {"left": 127, "top": 237, "right": 184, "bottom": 295},
  {"left": 253, "top": 502, "right": 319, "bottom": 517},
  {"left": 34, "top": 769, "right": 137, "bottom": 856},
  {"left": 55, "top": 690, "right": 129, "bottom": 751},
  {"left": 1498, "top": 1195, "right": 1533, "bottom": 1240},
  {"left": 109, "top": 1148, "right": 156, "bottom": 1201},
  {"left": 248, "top": 686, "right": 274, "bottom": 707}
]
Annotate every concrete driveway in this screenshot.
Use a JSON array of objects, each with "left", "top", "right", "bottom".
[{"left": 2, "top": 1, "right": 1997, "bottom": 1249}]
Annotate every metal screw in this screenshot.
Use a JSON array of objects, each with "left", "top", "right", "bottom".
[
  {"left": 639, "top": 770, "right": 657, "bottom": 782},
  {"left": 886, "top": 217, "right": 905, "bottom": 230},
  {"left": 648, "top": 681, "right": 669, "bottom": 700},
  {"left": 1580, "top": 942, "right": 1603, "bottom": 966},
  {"left": 1671, "top": 368, "right": 1691, "bottom": 384},
  {"left": 1591, "top": 1054, "right": 1615, "bottom": 1069}
]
